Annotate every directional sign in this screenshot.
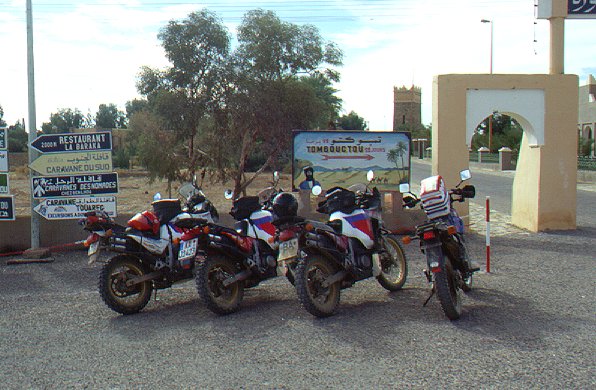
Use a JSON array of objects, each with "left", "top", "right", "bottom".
[
  {"left": 31, "top": 173, "right": 118, "bottom": 199},
  {"left": 34, "top": 196, "right": 117, "bottom": 220},
  {"left": 0, "top": 195, "right": 15, "bottom": 221},
  {"left": 0, "top": 128, "right": 6, "bottom": 150},
  {"left": 0, "top": 173, "right": 9, "bottom": 194},
  {"left": 29, "top": 131, "right": 112, "bottom": 154},
  {"left": 0, "top": 151, "right": 7, "bottom": 172},
  {"left": 29, "top": 151, "right": 112, "bottom": 176}
]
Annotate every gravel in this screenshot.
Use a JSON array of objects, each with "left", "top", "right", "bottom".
[{"left": 1, "top": 227, "right": 594, "bottom": 389}]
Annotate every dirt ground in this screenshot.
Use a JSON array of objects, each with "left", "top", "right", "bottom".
[{"left": 8, "top": 167, "right": 292, "bottom": 217}]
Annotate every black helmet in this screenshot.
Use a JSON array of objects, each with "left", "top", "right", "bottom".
[{"left": 272, "top": 192, "right": 298, "bottom": 218}]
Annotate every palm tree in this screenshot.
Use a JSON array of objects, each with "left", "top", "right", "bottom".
[{"left": 387, "top": 141, "right": 408, "bottom": 183}]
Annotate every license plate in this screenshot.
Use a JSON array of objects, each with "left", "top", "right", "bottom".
[
  {"left": 278, "top": 238, "right": 298, "bottom": 261},
  {"left": 178, "top": 238, "right": 198, "bottom": 260},
  {"left": 88, "top": 241, "right": 100, "bottom": 256}
]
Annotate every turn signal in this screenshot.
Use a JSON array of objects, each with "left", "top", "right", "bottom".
[
  {"left": 304, "top": 223, "right": 314, "bottom": 232},
  {"left": 106, "top": 229, "right": 113, "bottom": 237},
  {"left": 173, "top": 238, "right": 181, "bottom": 245},
  {"left": 203, "top": 226, "right": 211, "bottom": 234},
  {"left": 447, "top": 225, "right": 457, "bottom": 235},
  {"left": 402, "top": 236, "right": 412, "bottom": 245}
]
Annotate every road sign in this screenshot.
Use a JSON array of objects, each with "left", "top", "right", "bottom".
[
  {"left": 0, "top": 195, "right": 15, "bottom": 221},
  {"left": 0, "top": 151, "right": 7, "bottom": 172},
  {"left": 29, "top": 151, "right": 112, "bottom": 176},
  {"left": 0, "top": 173, "right": 8, "bottom": 194},
  {"left": 34, "top": 196, "right": 117, "bottom": 220},
  {"left": 29, "top": 131, "right": 112, "bottom": 154},
  {"left": 31, "top": 173, "right": 118, "bottom": 199},
  {"left": 0, "top": 128, "right": 6, "bottom": 150}
]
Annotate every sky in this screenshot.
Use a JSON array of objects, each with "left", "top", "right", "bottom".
[{"left": 0, "top": 0, "right": 595, "bottom": 131}]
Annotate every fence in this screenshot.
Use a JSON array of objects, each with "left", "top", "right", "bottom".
[{"left": 578, "top": 156, "right": 596, "bottom": 171}]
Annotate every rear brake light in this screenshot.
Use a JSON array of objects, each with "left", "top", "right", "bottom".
[
  {"left": 279, "top": 229, "right": 296, "bottom": 242},
  {"left": 422, "top": 231, "right": 436, "bottom": 241}
]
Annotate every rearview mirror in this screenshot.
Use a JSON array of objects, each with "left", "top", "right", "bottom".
[
  {"left": 311, "top": 185, "right": 322, "bottom": 196},
  {"left": 153, "top": 192, "right": 162, "bottom": 201},
  {"left": 273, "top": 171, "right": 280, "bottom": 182},
  {"left": 399, "top": 183, "right": 410, "bottom": 194},
  {"left": 224, "top": 189, "right": 233, "bottom": 200},
  {"left": 366, "top": 170, "right": 374, "bottom": 182},
  {"left": 460, "top": 169, "right": 472, "bottom": 181}
]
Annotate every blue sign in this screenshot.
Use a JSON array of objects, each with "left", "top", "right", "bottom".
[
  {"left": 0, "top": 195, "right": 15, "bottom": 221},
  {"left": 31, "top": 173, "right": 119, "bottom": 199},
  {"left": 30, "top": 131, "right": 112, "bottom": 153},
  {"left": 568, "top": 0, "right": 596, "bottom": 17},
  {"left": 0, "top": 128, "right": 6, "bottom": 150}
]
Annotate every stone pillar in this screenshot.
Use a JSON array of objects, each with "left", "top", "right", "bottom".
[
  {"left": 498, "top": 147, "right": 514, "bottom": 170},
  {"left": 477, "top": 146, "right": 490, "bottom": 163}
]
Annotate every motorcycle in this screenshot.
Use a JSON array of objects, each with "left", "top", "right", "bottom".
[
  {"left": 275, "top": 171, "right": 408, "bottom": 317},
  {"left": 400, "top": 169, "right": 479, "bottom": 320},
  {"left": 176, "top": 172, "right": 292, "bottom": 315},
  {"left": 80, "top": 175, "right": 219, "bottom": 314}
]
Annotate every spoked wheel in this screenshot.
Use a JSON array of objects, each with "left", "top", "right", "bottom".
[
  {"left": 376, "top": 234, "right": 408, "bottom": 291},
  {"left": 98, "top": 255, "right": 153, "bottom": 315},
  {"left": 196, "top": 255, "right": 244, "bottom": 315},
  {"left": 295, "top": 255, "right": 340, "bottom": 318},
  {"left": 434, "top": 255, "right": 462, "bottom": 321}
]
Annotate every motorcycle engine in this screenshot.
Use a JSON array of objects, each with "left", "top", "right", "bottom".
[{"left": 357, "top": 254, "right": 372, "bottom": 269}]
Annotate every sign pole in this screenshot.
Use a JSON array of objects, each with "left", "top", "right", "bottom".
[{"left": 27, "top": 0, "right": 40, "bottom": 249}]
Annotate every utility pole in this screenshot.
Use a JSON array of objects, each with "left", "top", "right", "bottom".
[{"left": 27, "top": 0, "right": 40, "bottom": 249}]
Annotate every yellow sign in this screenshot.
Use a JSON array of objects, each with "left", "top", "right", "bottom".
[{"left": 29, "top": 151, "right": 113, "bottom": 176}]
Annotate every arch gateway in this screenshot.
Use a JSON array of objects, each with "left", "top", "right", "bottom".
[{"left": 432, "top": 74, "right": 578, "bottom": 232}]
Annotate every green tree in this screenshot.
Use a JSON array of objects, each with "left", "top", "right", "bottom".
[
  {"left": 338, "top": 111, "right": 367, "bottom": 130},
  {"left": 95, "top": 103, "right": 126, "bottom": 129},
  {"left": 221, "top": 9, "right": 343, "bottom": 196},
  {"left": 41, "top": 108, "right": 85, "bottom": 133},
  {"left": 472, "top": 114, "right": 523, "bottom": 153},
  {"left": 136, "top": 9, "right": 230, "bottom": 182},
  {"left": 7, "top": 120, "right": 28, "bottom": 152}
]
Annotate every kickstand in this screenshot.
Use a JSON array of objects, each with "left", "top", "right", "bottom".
[{"left": 423, "top": 288, "right": 435, "bottom": 307}]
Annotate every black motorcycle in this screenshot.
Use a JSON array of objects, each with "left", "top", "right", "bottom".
[{"left": 401, "top": 169, "right": 479, "bottom": 320}]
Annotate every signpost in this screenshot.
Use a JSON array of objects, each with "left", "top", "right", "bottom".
[
  {"left": 29, "top": 151, "right": 113, "bottom": 175},
  {"left": 34, "top": 196, "right": 117, "bottom": 220},
  {"left": 0, "top": 195, "right": 15, "bottom": 221},
  {"left": 29, "top": 131, "right": 112, "bottom": 154},
  {"left": 31, "top": 173, "right": 118, "bottom": 199}
]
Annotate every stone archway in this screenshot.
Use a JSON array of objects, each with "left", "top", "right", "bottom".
[{"left": 432, "top": 74, "right": 578, "bottom": 232}]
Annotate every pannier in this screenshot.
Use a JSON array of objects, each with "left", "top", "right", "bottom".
[
  {"left": 230, "top": 196, "right": 261, "bottom": 220},
  {"left": 151, "top": 199, "right": 182, "bottom": 224},
  {"left": 318, "top": 187, "right": 356, "bottom": 214}
]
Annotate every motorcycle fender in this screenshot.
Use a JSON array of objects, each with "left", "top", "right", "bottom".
[{"left": 424, "top": 245, "right": 445, "bottom": 273}]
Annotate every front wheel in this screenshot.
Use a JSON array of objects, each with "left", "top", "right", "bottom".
[
  {"left": 432, "top": 250, "right": 462, "bottom": 320},
  {"left": 196, "top": 255, "right": 244, "bottom": 315},
  {"left": 376, "top": 234, "right": 408, "bottom": 291},
  {"left": 98, "top": 255, "right": 153, "bottom": 315},
  {"left": 295, "top": 255, "right": 340, "bottom": 318}
]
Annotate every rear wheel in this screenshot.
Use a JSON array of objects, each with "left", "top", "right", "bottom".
[
  {"left": 98, "top": 255, "right": 153, "bottom": 315},
  {"left": 196, "top": 255, "right": 244, "bottom": 315},
  {"left": 295, "top": 255, "right": 340, "bottom": 318},
  {"left": 433, "top": 251, "right": 462, "bottom": 320},
  {"left": 376, "top": 234, "right": 408, "bottom": 291}
]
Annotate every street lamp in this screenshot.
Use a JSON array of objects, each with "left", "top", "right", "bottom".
[
  {"left": 480, "top": 19, "right": 493, "bottom": 74},
  {"left": 481, "top": 19, "right": 494, "bottom": 152}
]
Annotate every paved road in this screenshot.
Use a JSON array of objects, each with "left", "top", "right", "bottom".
[
  {"left": 1, "top": 225, "right": 594, "bottom": 388},
  {"left": 411, "top": 160, "right": 596, "bottom": 229}
]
